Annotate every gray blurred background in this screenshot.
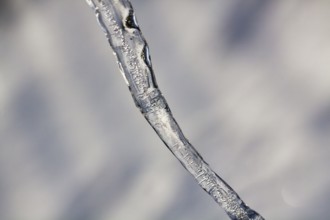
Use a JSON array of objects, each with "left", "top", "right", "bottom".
[{"left": 1, "top": 0, "right": 330, "bottom": 219}]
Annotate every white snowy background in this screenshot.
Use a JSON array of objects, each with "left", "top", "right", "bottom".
[{"left": 1, "top": 0, "right": 330, "bottom": 219}]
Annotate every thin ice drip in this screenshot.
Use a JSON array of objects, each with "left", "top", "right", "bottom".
[{"left": 86, "top": 0, "right": 265, "bottom": 219}]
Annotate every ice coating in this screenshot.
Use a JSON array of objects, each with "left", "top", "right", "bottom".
[{"left": 86, "top": 0, "right": 264, "bottom": 219}]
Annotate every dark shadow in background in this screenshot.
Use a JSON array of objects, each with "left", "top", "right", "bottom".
[
  {"left": 0, "top": 0, "right": 42, "bottom": 28},
  {"left": 58, "top": 160, "right": 144, "bottom": 220},
  {"left": 9, "top": 77, "right": 73, "bottom": 181},
  {"left": 222, "top": 0, "right": 272, "bottom": 51},
  {"left": 0, "top": 0, "right": 14, "bottom": 27},
  {"left": 309, "top": 102, "right": 330, "bottom": 139}
]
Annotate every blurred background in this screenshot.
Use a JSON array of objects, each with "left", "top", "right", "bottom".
[{"left": 1, "top": 0, "right": 330, "bottom": 219}]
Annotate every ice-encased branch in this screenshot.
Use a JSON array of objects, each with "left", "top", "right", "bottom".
[{"left": 85, "top": 0, "right": 264, "bottom": 219}]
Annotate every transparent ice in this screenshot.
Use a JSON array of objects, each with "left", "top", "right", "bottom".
[{"left": 86, "top": 0, "right": 264, "bottom": 219}]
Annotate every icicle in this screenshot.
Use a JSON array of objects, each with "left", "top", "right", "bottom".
[{"left": 86, "top": 1, "right": 264, "bottom": 219}]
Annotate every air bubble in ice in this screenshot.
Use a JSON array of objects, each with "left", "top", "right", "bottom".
[{"left": 125, "top": 9, "right": 139, "bottom": 29}]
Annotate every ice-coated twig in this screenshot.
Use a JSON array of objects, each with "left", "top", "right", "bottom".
[{"left": 85, "top": 0, "right": 264, "bottom": 219}]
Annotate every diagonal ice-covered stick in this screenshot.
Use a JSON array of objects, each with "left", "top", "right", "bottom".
[{"left": 85, "top": 0, "right": 264, "bottom": 219}]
